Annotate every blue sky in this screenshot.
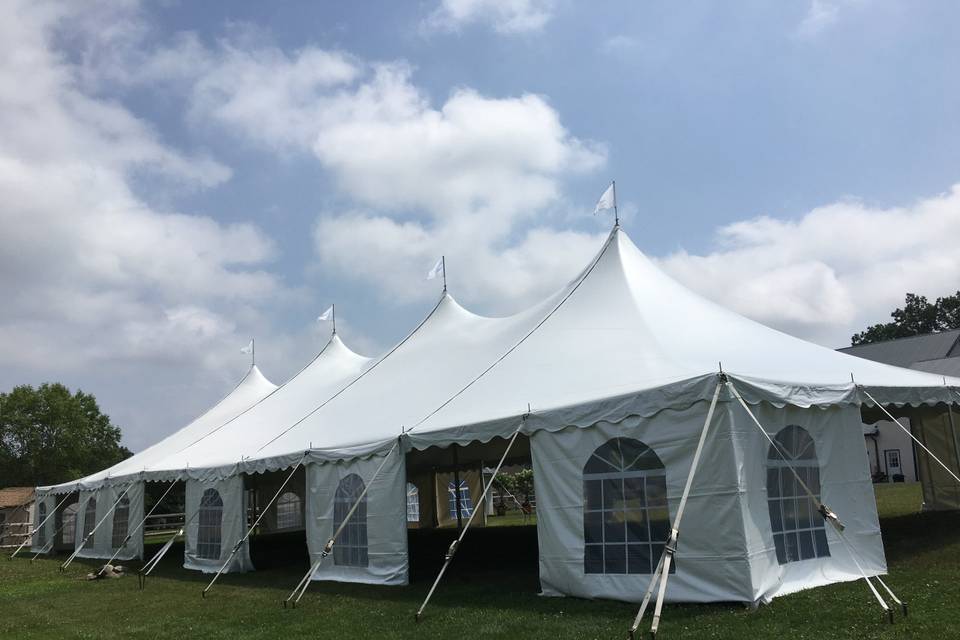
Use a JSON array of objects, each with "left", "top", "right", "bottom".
[{"left": 2, "top": 0, "right": 959, "bottom": 451}]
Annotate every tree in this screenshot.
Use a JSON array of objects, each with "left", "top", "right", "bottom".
[
  {"left": 851, "top": 291, "right": 960, "bottom": 345},
  {"left": 0, "top": 383, "right": 131, "bottom": 487}
]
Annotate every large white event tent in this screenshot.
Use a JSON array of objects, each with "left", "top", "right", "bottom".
[{"left": 33, "top": 225, "right": 960, "bottom": 606}]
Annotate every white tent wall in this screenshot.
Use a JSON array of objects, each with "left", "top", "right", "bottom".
[
  {"left": 183, "top": 476, "right": 253, "bottom": 573},
  {"left": 30, "top": 493, "right": 56, "bottom": 552},
  {"left": 531, "top": 398, "right": 752, "bottom": 603},
  {"left": 911, "top": 405, "right": 960, "bottom": 511},
  {"left": 735, "top": 402, "right": 885, "bottom": 602},
  {"left": 305, "top": 447, "right": 408, "bottom": 586},
  {"left": 72, "top": 483, "right": 145, "bottom": 560}
]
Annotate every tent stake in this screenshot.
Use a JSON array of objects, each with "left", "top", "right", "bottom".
[
  {"left": 9, "top": 492, "right": 73, "bottom": 560},
  {"left": 283, "top": 441, "right": 401, "bottom": 607},
  {"left": 415, "top": 423, "right": 524, "bottom": 622},
  {"left": 60, "top": 484, "right": 133, "bottom": 572},
  {"left": 202, "top": 453, "right": 307, "bottom": 598},
  {"left": 629, "top": 379, "right": 722, "bottom": 639}
]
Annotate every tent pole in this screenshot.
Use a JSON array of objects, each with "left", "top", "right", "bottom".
[
  {"left": 415, "top": 424, "right": 524, "bottom": 622},
  {"left": 202, "top": 453, "right": 307, "bottom": 598},
  {"left": 60, "top": 484, "right": 133, "bottom": 572},
  {"left": 452, "top": 444, "right": 463, "bottom": 531},
  {"left": 629, "top": 379, "right": 722, "bottom": 639},
  {"left": 103, "top": 479, "right": 177, "bottom": 570},
  {"left": 860, "top": 387, "right": 960, "bottom": 486},
  {"left": 732, "top": 382, "right": 900, "bottom": 622},
  {"left": 10, "top": 492, "right": 73, "bottom": 560},
  {"left": 284, "top": 441, "right": 401, "bottom": 608}
]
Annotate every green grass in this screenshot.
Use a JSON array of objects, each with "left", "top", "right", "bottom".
[{"left": 2, "top": 483, "right": 958, "bottom": 639}]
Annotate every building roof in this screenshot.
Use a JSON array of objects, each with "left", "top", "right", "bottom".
[
  {"left": 0, "top": 487, "right": 35, "bottom": 508},
  {"left": 911, "top": 357, "right": 960, "bottom": 379},
  {"left": 838, "top": 329, "right": 960, "bottom": 368}
]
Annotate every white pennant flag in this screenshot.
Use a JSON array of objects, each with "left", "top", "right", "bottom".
[
  {"left": 240, "top": 339, "right": 253, "bottom": 355},
  {"left": 317, "top": 306, "right": 333, "bottom": 322},
  {"left": 593, "top": 182, "right": 616, "bottom": 215},
  {"left": 426, "top": 257, "right": 444, "bottom": 281}
]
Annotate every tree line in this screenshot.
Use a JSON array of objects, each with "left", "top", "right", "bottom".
[{"left": 0, "top": 383, "right": 130, "bottom": 487}]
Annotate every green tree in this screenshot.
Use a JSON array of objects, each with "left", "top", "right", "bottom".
[
  {"left": 851, "top": 291, "right": 960, "bottom": 345},
  {"left": 0, "top": 383, "right": 131, "bottom": 487}
]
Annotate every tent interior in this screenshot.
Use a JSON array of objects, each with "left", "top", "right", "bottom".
[{"left": 29, "top": 225, "right": 960, "bottom": 617}]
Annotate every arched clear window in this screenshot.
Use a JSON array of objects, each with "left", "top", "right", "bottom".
[
  {"left": 767, "top": 425, "right": 830, "bottom": 564},
  {"left": 583, "top": 437, "right": 671, "bottom": 575},
  {"left": 447, "top": 480, "right": 474, "bottom": 518},
  {"left": 333, "top": 474, "right": 368, "bottom": 567},
  {"left": 82, "top": 498, "right": 97, "bottom": 543},
  {"left": 111, "top": 495, "right": 130, "bottom": 549},
  {"left": 275, "top": 491, "right": 302, "bottom": 530},
  {"left": 406, "top": 483, "right": 420, "bottom": 523},
  {"left": 37, "top": 501, "right": 48, "bottom": 547},
  {"left": 62, "top": 503, "right": 79, "bottom": 545},
  {"left": 197, "top": 489, "right": 223, "bottom": 560}
]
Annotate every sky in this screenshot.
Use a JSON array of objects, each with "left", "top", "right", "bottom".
[{"left": 1, "top": 0, "right": 959, "bottom": 452}]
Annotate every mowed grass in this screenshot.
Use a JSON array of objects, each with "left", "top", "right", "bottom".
[{"left": 2, "top": 483, "right": 959, "bottom": 639}]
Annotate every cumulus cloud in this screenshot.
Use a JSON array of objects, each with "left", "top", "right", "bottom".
[
  {"left": 0, "top": 1, "right": 300, "bottom": 449},
  {"left": 658, "top": 186, "right": 960, "bottom": 346},
  {"left": 423, "top": 0, "right": 556, "bottom": 34},
  {"left": 137, "top": 34, "right": 607, "bottom": 309}
]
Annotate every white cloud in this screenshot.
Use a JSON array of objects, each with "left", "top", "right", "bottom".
[
  {"left": 795, "top": 0, "right": 867, "bottom": 38},
  {"left": 0, "top": 1, "right": 304, "bottom": 449},
  {"left": 140, "top": 35, "right": 607, "bottom": 310},
  {"left": 658, "top": 186, "right": 960, "bottom": 346},
  {"left": 423, "top": 0, "right": 556, "bottom": 34}
]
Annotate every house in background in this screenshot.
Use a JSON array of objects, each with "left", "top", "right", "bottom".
[
  {"left": 838, "top": 329, "right": 960, "bottom": 484},
  {"left": 0, "top": 487, "right": 35, "bottom": 548}
]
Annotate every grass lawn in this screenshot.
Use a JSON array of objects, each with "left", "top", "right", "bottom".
[{"left": 2, "top": 483, "right": 958, "bottom": 639}]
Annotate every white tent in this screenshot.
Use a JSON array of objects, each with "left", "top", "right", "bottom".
[
  {"left": 36, "top": 226, "right": 960, "bottom": 605},
  {"left": 33, "top": 364, "right": 277, "bottom": 560}
]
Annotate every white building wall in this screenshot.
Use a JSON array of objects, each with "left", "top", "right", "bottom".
[{"left": 864, "top": 419, "right": 918, "bottom": 483}]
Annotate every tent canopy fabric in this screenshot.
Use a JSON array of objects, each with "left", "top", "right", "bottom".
[{"left": 39, "top": 226, "right": 960, "bottom": 492}]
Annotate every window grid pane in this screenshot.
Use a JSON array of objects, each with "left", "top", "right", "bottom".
[
  {"left": 766, "top": 426, "right": 831, "bottom": 566},
  {"left": 583, "top": 437, "right": 672, "bottom": 576},
  {"left": 276, "top": 492, "right": 302, "bottom": 530},
  {"left": 83, "top": 499, "right": 97, "bottom": 545},
  {"left": 406, "top": 483, "right": 420, "bottom": 523},
  {"left": 334, "top": 474, "right": 368, "bottom": 567},
  {"left": 197, "top": 489, "right": 223, "bottom": 560},
  {"left": 37, "top": 503, "right": 47, "bottom": 547},
  {"left": 111, "top": 496, "right": 129, "bottom": 549}
]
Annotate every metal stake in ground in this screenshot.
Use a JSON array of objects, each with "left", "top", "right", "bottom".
[
  {"left": 202, "top": 453, "right": 307, "bottom": 598},
  {"left": 415, "top": 422, "right": 525, "bottom": 622},
  {"left": 283, "top": 441, "right": 401, "bottom": 608},
  {"left": 60, "top": 484, "right": 133, "bottom": 572},
  {"left": 9, "top": 492, "right": 74, "bottom": 560},
  {"left": 628, "top": 379, "right": 722, "bottom": 639}
]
